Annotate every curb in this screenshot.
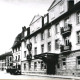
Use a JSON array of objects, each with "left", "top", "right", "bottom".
[{"left": 23, "top": 74, "right": 80, "bottom": 80}]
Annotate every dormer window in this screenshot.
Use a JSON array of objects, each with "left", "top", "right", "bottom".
[
  {"left": 44, "top": 16, "right": 47, "bottom": 24},
  {"left": 24, "top": 31, "right": 27, "bottom": 37}
]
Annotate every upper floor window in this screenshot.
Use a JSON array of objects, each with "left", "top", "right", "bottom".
[
  {"left": 64, "top": 37, "right": 69, "bottom": 45},
  {"left": 55, "top": 39, "right": 60, "bottom": 49},
  {"left": 41, "top": 44, "right": 44, "bottom": 53},
  {"left": 10, "top": 57, "right": 12, "bottom": 62},
  {"left": 15, "top": 56, "right": 17, "bottom": 61},
  {"left": 18, "top": 55, "right": 20, "bottom": 61},
  {"left": 34, "top": 35, "right": 37, "bottom": 43},
  {"left": 44, "top": 16, "right": 47, "bottom": 24},
  {"left": 64, "top": 17, "right": 70, "bottom": 26},
  {"left": 77, "top": 31, "right": 80, "bottom": 44},
  {"left": 55, "top": 23, "right": 59, "bottom": 34},
  {"left": 48, "top": 42, "right": 51, "bottom": 52},
  {"left": 34, "top": 47, "right": 37, "bottom": 55},
  {"left": 41, "top": 32, "right": 44, "bottom": 40},
  {"left": 48, "top": 27, "right": 51, "bottom": 37},
  {"left": 24, "top": 51, "right": 26, "bottom": 58},
  {"left": 77, "top": 11, "right": 80, "bottom": 24},
  {"left": 24, "top": 31, "right": 27, "bottom": 37}
]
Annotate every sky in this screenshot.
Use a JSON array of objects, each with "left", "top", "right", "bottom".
[{"left": 0, "top": 0, "right": 53, "bottom": 54}]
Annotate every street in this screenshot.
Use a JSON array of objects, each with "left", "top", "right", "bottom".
[{"left": 0, "top": 70, "right": 72, "bottom": 80}]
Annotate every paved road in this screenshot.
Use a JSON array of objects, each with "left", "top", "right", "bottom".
[{"left": 0, "top": 70, "right": 72, "bottom": 80}]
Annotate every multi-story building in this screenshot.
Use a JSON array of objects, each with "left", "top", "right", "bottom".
[
  {"left": 21, "top": 0, "right": 80, "bottom": 76},
  {"left": 6, "top": 51, "right": 13, "bottom": 72},
  {"left": 48, "top": 0, "right": 80, "bottom": 76},
  {"left": 0, "top": 51, "right": 12, "bottom": 71},
  {"left": 11, "top": 0, "right": 80, "bottom": 77},
  {"left": 12, "top": 33, "right": 22, "bottom": 73}
]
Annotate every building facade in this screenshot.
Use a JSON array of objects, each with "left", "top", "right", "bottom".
[
  {"left": 12, "top": 33, "right": 22, "bottom": 73},
  {"left": 10, "top": 0, "right": 80, "bottom": 76},
  {"left": 0, "top": 51, "right": 12, "bottom": 71},
  {"left": 20, "top": 0, "right": 80, "bottom": 76}
]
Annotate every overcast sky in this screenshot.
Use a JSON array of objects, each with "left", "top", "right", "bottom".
[{"left": 0, "top": 0, "right": 53, "bottom": 54}]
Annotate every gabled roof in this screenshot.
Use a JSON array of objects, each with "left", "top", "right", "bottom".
[
  {"left": 12, "top": 33, "right": 22, "bottom": 48},
  {"left": 48, "top": 0, "right": 61, "bottom": 11},
  {"left": 29, "top": 14, "right": 42, "bottom": 26}
]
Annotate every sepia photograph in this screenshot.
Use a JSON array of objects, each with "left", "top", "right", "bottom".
[{"left": 0, "top": 0, "right": 80, "bottom": 80}]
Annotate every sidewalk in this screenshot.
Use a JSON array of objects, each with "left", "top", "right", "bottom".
[{"left": 24, "top": 73, "right": 80, "bottom": 80}]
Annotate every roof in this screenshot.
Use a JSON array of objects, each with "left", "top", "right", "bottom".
[
  {"left": 12, "top": 33, "right": 22, "bottom": 48},
  {"left": 21, "top": 1, "right": 80, "bottom": 42},
  {"left": 29, "top": 14, "right": 42, "bottom": 26},
  {"left": 48, "top": 0, "right": 61, "bottom": 11},
  {"left": 0, "top": 51, "right": 12, "bottom": 60}
]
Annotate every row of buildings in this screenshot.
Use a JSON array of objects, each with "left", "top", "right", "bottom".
[{"left": 1, "top": 0, "right": 80, "bottom": 76}]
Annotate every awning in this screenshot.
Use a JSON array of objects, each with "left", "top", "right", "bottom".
[{"left": 34, "top": 52, "right": 58, "bottom": 63}]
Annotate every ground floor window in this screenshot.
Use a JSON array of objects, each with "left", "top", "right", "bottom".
[
  {"left": 62, "top": 58, "right": 66, "bottom": 65},
  {"left": 24, "top": 63, "right": 26, "bottom": 70},
  {"left": 34, "top": 62, "right": 37, "bottom": 70},
  {"left": 77, "top": 56, "right": 80, "bottom": 65},
  {"left": 62, "top": 58, "right": 66, "bottom": 69}
]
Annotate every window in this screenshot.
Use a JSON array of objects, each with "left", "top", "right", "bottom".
[
  {"left": 62, "top": 58, "right": 66, "bottom": 66},
  {"left": 15, "top": 56, "right": 17, "bottom": 61},
  {"left": 64, "top": 37, "right": 69, "bottom": 46},
  {"left": 77, "top": 56, "right": 80, "bottom": 65},
  {"left": 18, "top": 46, "right": 20, "bottom": 51},
  {"left": 55, "top": 23, "right": 59, "bottom": 34},
  {"left": 34, "top": 35, "right": 37, "bottom": 43},
  {"left": 24, "top": 31, "right": 27, "bottom": 37},
  {"left": 24, "top": 51, "right": 26, "bottom": 58},
  {"left": 34, "top": 62, "right": 37, "bottom": 70},
  {"left": 48, "top": 42, "right": 51, "bottom": 51},
  {"left": 41, "top": 44, "right": 44, "bottom": 53},
  {"left": 77, "top": 11, "right": 80, "bottom": 24},
  {"left": 64, "top": 18, "right": 69, "bottom": 26},
  {"left": 77, "top": 31, "right": 80, "bottom": 44},
  {"left": 34, "top": 47, "right": 37, "bottom": 55},
  {"left": 24, "top": 63, "right": 26, "bottom": 70},
  {"left": 10, "top": 57, "right": 12, "bottom": 62},
  {"left": 44, "top": 16, "right": 47, "bottom": 24},
  {"left": 41, "top": 61, "right": 44, "bottom": 69},
  {"left": 41, "top": 32, "right": 44, "bottom": 40},
  {"left": 18, "top": 55, "right": 20, "bottom": 61},
  {"left": 48, "top": 27, "right": 51, "bottom": 37},
  {"left": 55, "top": 39, "right": 60, "bottom": 49}
]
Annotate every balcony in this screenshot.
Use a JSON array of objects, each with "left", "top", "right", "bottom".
[
  {"left": 60, "top": 42, "right": 72, "bottom": 53},
  {"left": 61, "top": 24, "right": 72, "bottom": 37}
]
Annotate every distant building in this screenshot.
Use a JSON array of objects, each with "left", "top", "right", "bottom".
[
  {"left": 12, "top": 33, "right": 22, "bottom": 73},
  {"left": 10, "top": 0, "right": 80, "bottom": 77},
  {"left": 0, "top": 51, "right": 12, "bottom": 71}
]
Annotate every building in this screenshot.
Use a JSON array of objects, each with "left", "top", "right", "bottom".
[
  {"left": 12, "top": 33, "right": 22, "bottom": 73},
  {"left": 0, "top": 51, "right": 12, "bottom": 71},
  {"left": 6, "top": 51, "right": 13, "bottom": 72},
  {"left": 11, "top": 0, "right": 80, "bottom": 76}
]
